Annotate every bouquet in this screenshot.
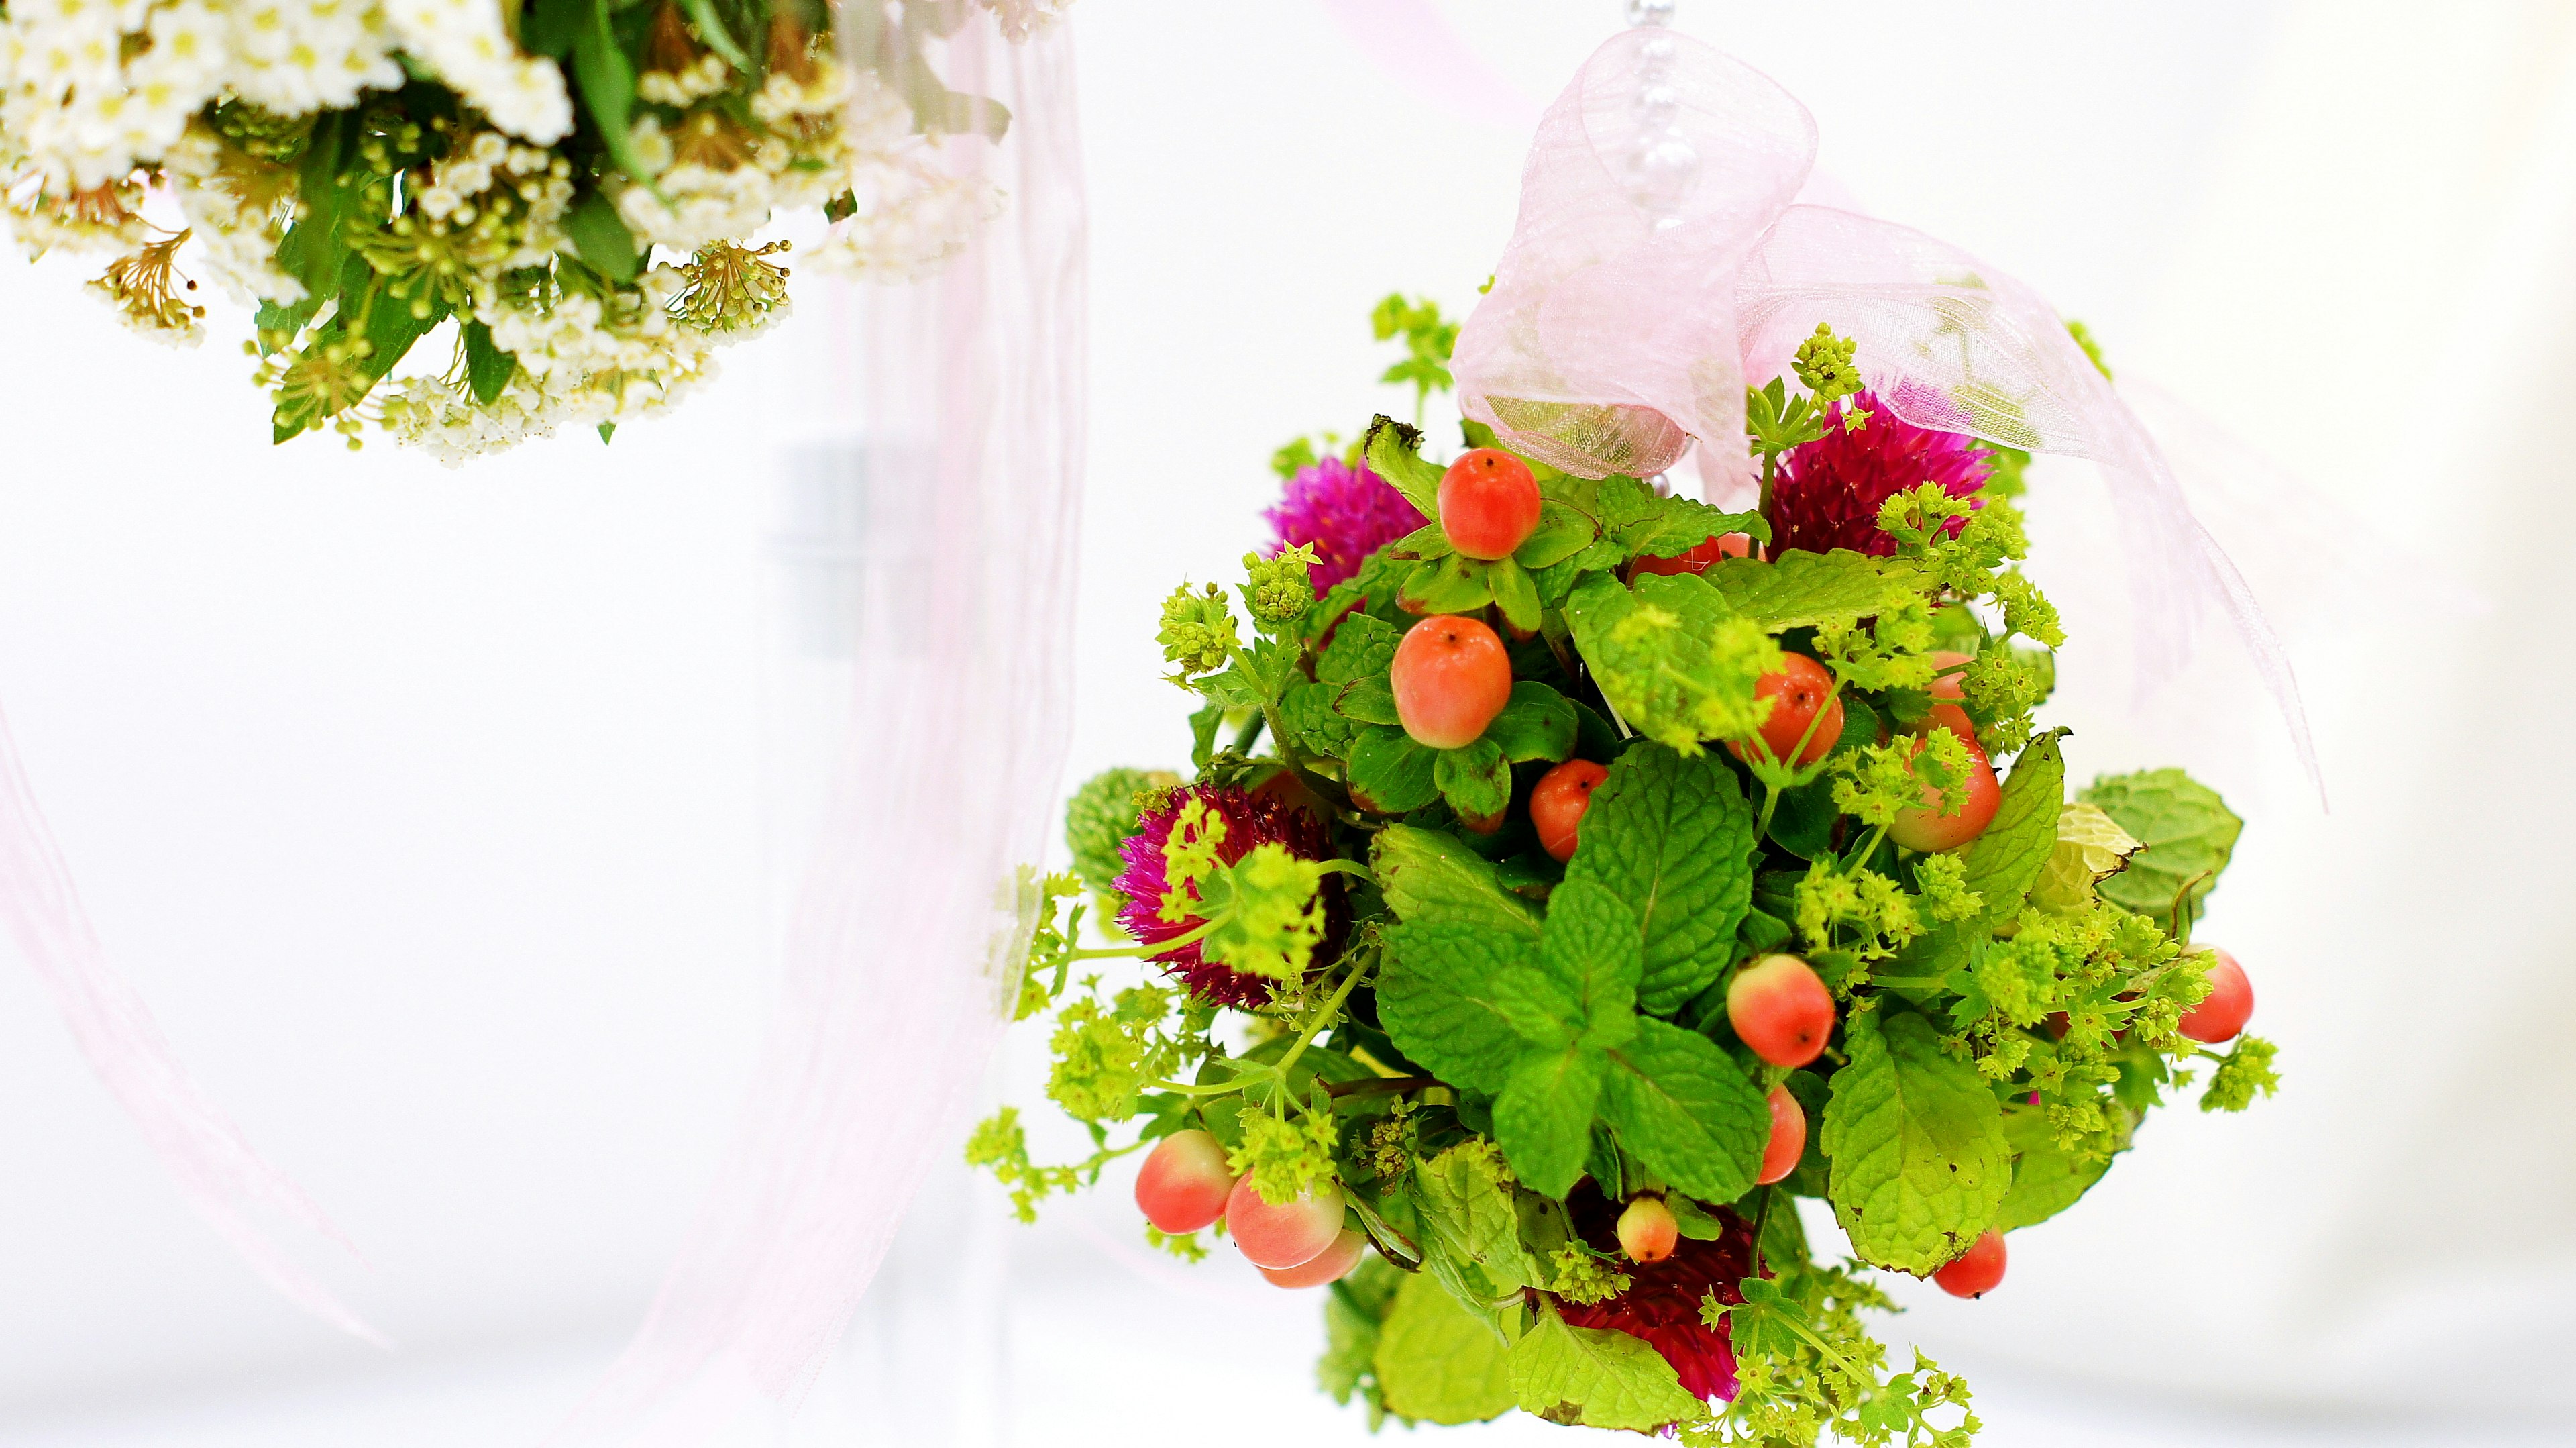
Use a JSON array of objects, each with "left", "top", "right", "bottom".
[
  {"left": 971, "top": 303, "right": 2279, "bottom": 1443},
  {"left": 0, "top": 0, "right": 1057, "bottom": 459}
]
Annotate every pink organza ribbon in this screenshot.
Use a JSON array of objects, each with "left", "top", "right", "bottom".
[
  {"left": 1456, "top": 28, "right": 2319, "bottom": 790},
  {"left": 0, "top": 702, "right": 382, "bottom": 1343}
]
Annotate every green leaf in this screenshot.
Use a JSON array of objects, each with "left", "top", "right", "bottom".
[
  {"left": 1315, "top": 611, "right": 1401, "bottom": 684},
  {"left": 1502, "top": 879, "right": 1642, "bottom": 1048},
  {"left": 1377, "top": 923, "right": 1532, "bottom": 1094},
  {"left": 520, "top": 0, "right": 582, "bottom": 56},
  {"left": 565, "top": 188, "right": 641, "bottom": 285},
  {"left": 1278, "top": 680, "right": 1356, "bottom": 760},
  {"left": 1399, "top": 555, "right": 1495, "bottom": 615},
  {"left": 1433, "top": 737, "right": 1511, "bottom": 821},
  {"left": 1951, "top": 727, "right": 2067, "bottom": 931},
  {"left": 1371, "top": 825, "right": 1542, "bottom": 937},
  {"left": 1564, "top": 572, "right": 1782, "bottom": 754},
  {"left": 1334, "top": 676, "right": 1401, "bottom": 727},
  {"left": 1601, "top": 1017, "right": 1768, "bottom": 1202},
  {"left": 1390, "top": 521, "right": 1454, "bottom": 561},
  {"left": 679, "top": 0, "right": 751, "bottom": 68},
  {"left": 1511, "top": 1303, "right": 1705, "bottom": 1431},
  {"left": 1819, "top": 1005, "right": 2012, "bottom": 1274},
  {"left": 1489, "top": 556, "right": 1541, "bottom": 632},
  {"left": 1374, "top": 1273, "right": 1517, "bottom": 1424},
  {"left": 1562, "top": 745, "right": 1758, "bottom": 1013},
  {"left": 1995, "top": 1105, "right": 2116, "bottom": 1231},
  {"left": 2027, "top": 800, "right": 2146, "bottom": 913},
  {"left": 1348, "top": 727, "right": 1439, "bottom": 814},
  {"left": 2081, "top": 767, "right": 2244, "bottom": 925},
  {"left": 1362, "top": 415, "right": 1444, "bottom": 517},
  {"left": 462, "top": 321, "right": 516, "bottom": 404},
  {"left": 1705, "top": 548, "right": 1902, "bottom": 629},
  {"left": 1494, "top": 1046, "right": 1603, "bottom": 1200},
  {"left": 1483, "top": 681, "right": 1578, "bottom": 764},
  {"left": 1411, "top": 1141, "right": 1548, "bottom": 1294},
  {"left": 1187, "top": 700, "right": 1223, "bottom": 771},
  {"left": 1322, "top": 1257, "right": 1399, "bottom": 1423},
  {"left": 1513, "top": 502, "right": 1598, "bottom": 569},
  {"left": 573, "top": 0, "right": 656, "bottom": 195}
]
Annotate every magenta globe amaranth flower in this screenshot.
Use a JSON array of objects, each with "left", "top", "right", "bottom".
[
  {"left": 1772, "top": 391, "right": 1993, "bottom": 558},
  {"left": 1264, "top": 458, "right": 1426, "bottom": 595},
  {"left": 1113, "top": 784, "right": 1344, "bottom": 1007}
]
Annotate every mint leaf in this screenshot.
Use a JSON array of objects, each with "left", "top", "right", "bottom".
[
  {"left": 1706, "top": 548, "right": 1902, "bottom": 629},
  {"left": 1565, "top": 572, "right": 1782, "bottom": 754},
  {"left": 1820, "top": 1004, "right": 2011, "bottom": 1273},
  {"left": 1485, "top": 681, "right": 1578, "bottom": 763},
  {"left": 1433, "top": 736, "right": 1511, "bottom": 820},
  {"left": 1951, "top": 727, "right": 2066, "bottom": 931},
  {"left": 1334, "top": 675, "right": 1402, "bottom": 726},
  {"left": 1490, "top": 556, "right": 1542, "bottom": 631},
  {"left": 1399, "top": 554, "right": 1497, "bottom": 615},
  {"left": 1513, "top": 502, "right": 1599, "bottom": 569},
  {"left": 1348, "top": 727, "right": 1438, "bottom": 813},
  {"left": 1279, "top": 680, "right": 1358, "bottom": 760},
  {"left": 1995, "top": 1104, "right": 2116, "bottom": 1230},
  {"left": 1316, "top": 611, "right": 1401, "bottom": 684},
  {"left": 1510, "top": 1302, "right": 1705, "bottom": 1431},
  {"left": 1495, "top": 1045, "right": 1605, "bottom": 1198},
  {"left": 1363, "top": 414, "right": 1444, "bottom": 517},
  {"left": 1372, "top": 825, "right": 1542, "bottom": 937},
  {"left": 2081, "top": 768, "right": 2244, "bottom": 925},
  {"left": 1563, "top": 745, "right": 1758, "bottom": 1013},
  {"left": 1413, "top": 1140, "right": 1548, "bottom": 1294},
  {"left": 1377, "top": 922, "right": 1532, "bottom": 1093},
  {"left": 1601, "top": 1017, "right": 1769, "bottom": 1202},
  {"left": 1375, "top": 1272, "right": 1517, "bottom": 1424}
]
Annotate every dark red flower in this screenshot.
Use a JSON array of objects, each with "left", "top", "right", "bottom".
[
  {"left": 1772, "top": 390, "right": 1992, "bottom": 558},
  {"left": 1560, "top": 1190, "right": 1759, "bottom": 1404},
  {"left": 1112, "top": 784, "right": 1343, "bottom": 1007}
]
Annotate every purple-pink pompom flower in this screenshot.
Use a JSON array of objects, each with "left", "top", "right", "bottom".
[
  {"left": 1113, "top": 784, "right": 1343, "bottom": 1008},
  {"left": 1772, "top": 391, "right": 1993, "bottom": 558},
  {"left": 1265, "top": 458, "right": 1426, "bottom": 595}
]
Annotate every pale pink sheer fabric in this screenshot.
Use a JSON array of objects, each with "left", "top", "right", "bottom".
[
  {"left": 1456, "top": 29, "right": 2318, "bottom": 788},
  {"left": 0, "top": 707, "right": 383, "bottom": 1343},
  {"left": 551, "top": 15, "right": 1086, "bottom": 1444}
]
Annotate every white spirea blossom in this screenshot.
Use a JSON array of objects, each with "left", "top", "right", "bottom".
[{"left": 380, "top": 0, "right": 572, "bottom": 143}]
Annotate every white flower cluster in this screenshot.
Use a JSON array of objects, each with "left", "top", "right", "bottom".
[
  {"left": 808, "top": 145, "right": 1007, "bottom": 285},
  {"left": 612, "top": 53, "right": 879, "bottom": 251},
  {"left": 0, "top": 0, "right": 565, "bottom": 197},
  {"left": 981, "top": 0, "right": 1073, "bottom": 42},
  {"left": 160, "top": 121, "right": 301, "bottom": 303},
  {"left": 380, "top": 266, "right": 723, "bottom": 465},
  {"left": 412, "top": 125, "right": 576, "bottom": 268}
]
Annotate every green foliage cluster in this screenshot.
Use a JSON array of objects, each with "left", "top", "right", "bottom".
[{"left": 973, "top": 307, "right": 2279, "bottom": 1440}]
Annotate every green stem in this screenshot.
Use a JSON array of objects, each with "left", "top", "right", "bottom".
[
  {"left": 1755, "top": 781, "right": 1782, "bottom": 840},
  {"left": 1323, "top": 1074, "right": 1443, "bottom": 1100},
  {"left": 1146, "top": 1077, "right": 1256, "bottom": 1098},
  {"left": 1071, "top": 916, "right": 1218, "bottom": 962},
  {"left": 1232, "top": 711, "right": 1267, "bottom": 753},
  {"left": 1276, "top": 951, "right": 1375, "bottom": 1080}
]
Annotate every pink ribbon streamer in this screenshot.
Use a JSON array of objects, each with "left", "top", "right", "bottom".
[
  {"left": 1455, "top": 29, "right": 2320, "bottom": 791},
  {"left": 1315, "top": 0, "right": 1543, "bottom": 132},
  {"left": 0, "top": 701, "right": 383, "bottom": 1344},
  {"left": 551, "top": 15, "right": 1087, "bottom": 1443}
]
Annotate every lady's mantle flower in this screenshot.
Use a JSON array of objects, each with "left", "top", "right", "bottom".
[
  {"left": 1559, "top": 1192, "right": 1758, "bottom": 1404},
  {"left": 1113, "top": 785, "right": 1342, "bottom": 1008},
  {"left": 1265, "top": 457, "right": 1426, "bottom": 595},
  {"left": 1772, "top": 391, "right": 1992, "bottom": 558}
]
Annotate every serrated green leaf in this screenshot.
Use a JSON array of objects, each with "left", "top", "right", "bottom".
[
  {"left": 1494, "top": 1045, "right": 1604, "bottom": 1198},
  {"left": 1562, "top": 745, "right": 1758, "bottom": 1013},
  {"left": 1819, "top": 1006, "right": 2011, "bottom": 1273},
  {"left": 1374, "top": 1272, "right": 1516, "bottom": 1424},
  {"left": 1278, "top": 680, "right": 1358, "bottom": 760},
  {"left": 1950, "top": 728, "right": 2066, "bottom": 930},
  {"left": 1511, "top": 1303, "right": 1705, "bottom": 1431},
  {"left": 1513, "top": 502, "right": 1598, "bottom": 569},
  {"left": 1995, "top": 1104, "right": 2118, "bottom": 1231},
  {"left": 1499, "top": 879, "right": 1640, "bottom": 1049},
  {"left": 1706, "top": 548, "right": 1903, "bottom": 629},
  {"left": 1565, "top": 572, "right": 1782, "bottom": 754},
  {"left": 2081, "top": 767, "right": 2244, "bottom": 924},
  {"left": 1433, "top": 737, "right": 1511, "bottom": 821},
  {"left": 1349, "top": 727, "right": 1439, "bottom": 813},
  {"left": 1372, "top": 825, "right": 1542, "bottom": 937},
  {"left": 2028, "top": 801, "right": 2145, "bottom": 913},
  {"left": 1316, "top": 611, "right": 1401, "bottom": 684},
  {"left": 1601, "top": 1017, "right": 1768, "bottom": 1202},
  {"left": 1484, "top": 682, "right": 1577, "bottom": 764},
  {"left": 1412, "top": 1142, "right": 1548, "bottom": 1294}
]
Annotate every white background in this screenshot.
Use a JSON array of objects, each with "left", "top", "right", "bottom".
[{"left": 2, "top": 1, "right": 2571, "bottom": 1443}]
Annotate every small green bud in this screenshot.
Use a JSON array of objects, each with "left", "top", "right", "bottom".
[{"left": 1242, "top": 545, "right": 1320, "bottom": 626}]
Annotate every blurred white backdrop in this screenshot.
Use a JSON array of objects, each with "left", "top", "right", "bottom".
[{"left": 3, "top": 1, "right": 2571, "bottom": 1444}]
